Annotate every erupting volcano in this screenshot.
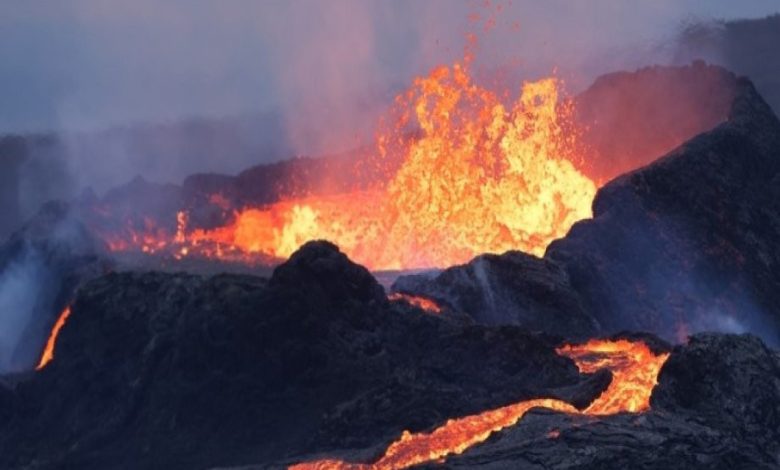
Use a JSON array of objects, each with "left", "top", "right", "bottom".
[
  {"left": 98, "top": 60, "right": 596, "bottom": 270},
  {"left": 292, "top": 339, "right": 669, "bottom": 469},
  {"left": 3, "top": 3, "right": 780, "bottom": 469}
]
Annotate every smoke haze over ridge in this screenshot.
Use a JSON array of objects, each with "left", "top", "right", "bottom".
[{"left": 0, "top": 0, "right": 778, "bottom": 197}]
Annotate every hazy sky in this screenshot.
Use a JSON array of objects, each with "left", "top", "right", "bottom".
[{"left": 1, "top": 0, "right": 778, "bottom": 148}]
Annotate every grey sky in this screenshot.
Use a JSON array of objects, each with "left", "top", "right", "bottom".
[{"left": 1, "top": 1, "right": 778, "bottom": 152}]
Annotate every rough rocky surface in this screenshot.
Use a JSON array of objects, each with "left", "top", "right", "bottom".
[
  {"left": 0, "top": 244, "right": 777, "bottom": 469},
  {"left": 396, "top": 72, "right": 780, "bottom": 346},
  {"left": 392, "top": 251, "right": 598, "bottom": 338},
  {"left": 0, "top": 242, "right": 607, "bottom": 469}
]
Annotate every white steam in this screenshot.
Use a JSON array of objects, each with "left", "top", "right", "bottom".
[{"left": 0, "top": 245, "right": 49, "bottom": 373}]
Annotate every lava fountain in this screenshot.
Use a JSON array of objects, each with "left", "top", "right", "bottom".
[
  {"left": 290, "top": 339, "right": 669, "bottom": 469},
  {"left": 100, "top": 58, "right": 596, "bottom": 270}
]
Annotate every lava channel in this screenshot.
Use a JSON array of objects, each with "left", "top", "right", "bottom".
[{"left": 291, "top": 338, "right": 669, "bottom": 470}]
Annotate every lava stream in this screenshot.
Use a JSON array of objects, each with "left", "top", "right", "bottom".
[
  {"left": 36, "top": 306, "right": 72, "bottom": 370},
  {"left": 291, "top": 339, "right": 669, "bottom": 470},
  {"left": 388, "top": 293, "right": 442, "bottom": 314}
]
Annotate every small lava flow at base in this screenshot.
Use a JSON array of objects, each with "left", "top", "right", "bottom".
[{"left": 292, "top": 339, "right": 669, "bottom": 470}]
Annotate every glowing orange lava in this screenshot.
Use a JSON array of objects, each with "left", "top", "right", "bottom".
[
  {"left": 290, "top": 339, "right": 669, "bottom": 470},
  {"left": 101, "top": 60, "right": 596, "bottom": 270},
  {"left": 388, "top": 293, "right": 442, "bottom": 314},
  {"left": 36, "top": 306, "right": 72, "bottom": 370},
  {"left": 557, "top": 338, "right": 668, "bottom": 415}
]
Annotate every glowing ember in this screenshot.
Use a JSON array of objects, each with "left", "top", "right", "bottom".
[
  {"left": 100, "top": 59, "right": 596, "bottom": 270},
  {"left": 290, "top": 339, "right": 669, "bottom": 470},
  {"left": 388, "top": 293, "right": 442, "bottom": 314},
  {"left": 36, "top": 306, "right": 72, "bottom": 370}
]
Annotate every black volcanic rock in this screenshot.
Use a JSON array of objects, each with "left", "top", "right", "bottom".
[
  {"left": 269, "top": 240, "right": 386, "bottom": 306},
  {"left": 0, "top": 243, "right": 604, "bottom": 469},
  {"left": 1, "top": 219, "right": 778, "bottom": 470},
  {"left": 181, "top": 145, "right": 383, "bottom": 213},
  {"left": 652, "top": 333, "right": 780, "bottom": 434},
  {"left": 395, "top": 73, "right": 780, "bottom": 346},
  {"left": 393, "top": 251, "right": 598, "bottom": 339},
  {"left": 549, "top": 75, "right": 780, "bottom": 343}
]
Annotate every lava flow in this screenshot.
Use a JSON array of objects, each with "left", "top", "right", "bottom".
[
  {"left": 387, "top": 293, "right": 442, "bottom": 314},
  {"left": 99, "top": 58, "right": 596, "bottom": 271},
  {"left": 290, "top": 339, "right": 669, "bottom": 470},
  {"left": 36, "top": 306, "right": 72, "bottom": 370}
]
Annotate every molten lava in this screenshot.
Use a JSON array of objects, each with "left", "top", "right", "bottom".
[
  {"left": 100, "top": 60, "right": 596, "bottom": 270},
  {"left": 557, "top": 338, "right": 668, "bottom": 415},
  {"left": 36, "top": 306, "right": 72, "bottom": 370},
  {"left": 388, "top": 293, "right": 442, "bottom": 314},
  {"left": 290, "top": 339, "right": 669, "bottom": 470}
]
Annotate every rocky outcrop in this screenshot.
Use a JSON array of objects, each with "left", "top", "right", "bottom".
[
  {"left": 652, "top": 333, "right": 780, "bottom": 435},
  {"left": 392, "top": 251, "right": 597, "bottom": 338}
]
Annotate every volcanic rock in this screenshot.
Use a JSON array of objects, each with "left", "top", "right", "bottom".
[
  {"left": 181, "top": 145, "right": 382, "bottom": 213},
  {"left": 1, "top": 237, "right": 777, "bottom": 469},
  {"left": 0, "top": 242, "right": 604, "bottom": 469},
  {"left": 652, "top": 333, "right": 780, "bottom": 435},
  {"left": 392, "top": 251, "right": 598, "bottom": 339}
]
